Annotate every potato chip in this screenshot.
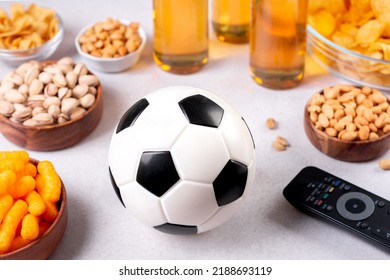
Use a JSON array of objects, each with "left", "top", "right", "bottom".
[
  {"left": 0, "top": 4, "right": 58, "bottom": 51},
  {"left": 332, "top": 31, "right": 356, "bottom": 48},
  {"left": 309, "top": 0, "right": 346, "bottom": 15},
  {"left": 368, "top": 42, "right": 390, "bottom": 60},
  {"left": 350, "top": 0, "right": 371, "bottom": 11},
  {"left": 371, "top": 0, "right": 390, "bottom": 37},
  {"left": 355, "top": 19, "right": 385, "bottom": 44},
  {"left": 371, "top": 0, "right": 390, "bottom": 19},
  {"left": 340, "top": 24, "right": 358, "bottom": 37},
  {"left": 309, "top": 10, "right": 336, "bottom": 37}
]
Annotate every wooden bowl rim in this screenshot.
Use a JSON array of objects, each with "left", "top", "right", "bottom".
[
  {"left": 305, "top": 94, "right": 390, "bottom": 145},
  {"left": 0, "top": 158, "right": 67, "bottom": 258},
  {"left": 0, "top": 60, "right": 102, "bottom": 131}
]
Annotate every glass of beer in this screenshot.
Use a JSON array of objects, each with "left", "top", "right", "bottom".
[
  {"left": 212, "top": 0, "right": 250, "bottom": 44},
  {"left": 249, "top": 0, "right": 308, "bottom": 89},
  {"left": 153, "top": 0, "right": 209, "bottom": 74}
]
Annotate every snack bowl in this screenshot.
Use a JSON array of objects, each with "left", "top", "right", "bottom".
[
  {"left": 75, "top": 20, "right": 146, "bottom": 73},
  {"left": 0, "top": 61, "right": 103, "bottom": 151},
  {"left": 307, "top": 25, "right": 390, "bottom": 91},
  {"left": 0, "top": 15, "right": 64, "bottom": 66},
  {"left": 304, "top": 86, "right": 390, "bottom": 162},
  {"left": 0, "top": 158, "right": 67, "bottom": 260}
]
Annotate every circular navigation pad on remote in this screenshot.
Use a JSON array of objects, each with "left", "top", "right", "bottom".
[{"left": 336, "top": 192, "right": 375, "bottom": 221}]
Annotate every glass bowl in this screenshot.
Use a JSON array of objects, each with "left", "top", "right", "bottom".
[
  {"left": 0, "top": 15, "right": 64, "bottom": 66},
  {"left": 307, "top": 25, "right": 390, "bottom": 91}
]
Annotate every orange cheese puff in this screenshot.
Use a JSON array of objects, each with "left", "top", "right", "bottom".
[
  {"left": 9, "top": 236, "right": 33, "bottom": 253},
  {"left": 0, "top": 170, "right": 17, "bottom": 195},
  {"left": 21, "top": 214, "right": 39, "bottom": 240},
  {"left": 17, "top": 162, "right": 37, "bottom": 178},
  {"left": 0, "top": 151, "right": 29, "bottom": 163},
  {"left": 0, "top": 195, "right": 13, "bottom": 224},
  {"left": 0, "top": 151, "right": 29, "bottom": 173},
  {"left": 38, "top": 221, "right": 51, "bottom": 237},
  {"left": 37, "top": 161, "right": 61, "bottom": 203},
  {"left": 43, "top": 200, "right": 58, "bottom": 223},
  {"left": 35, "top": 173, "right": 44, "bottom": 194},
  {"left": 24, "top": 191, "right": 46, "bottom": 216},
  {"left": 8, "top": 175, "right": 36, "bottom": 199},
  {"left": 0, "top": 200, "right": 28, "bottom": 254}
]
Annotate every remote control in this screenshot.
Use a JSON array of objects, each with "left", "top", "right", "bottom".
[{"left": 283, "top": 166, "right": 390, "bottom": 250}]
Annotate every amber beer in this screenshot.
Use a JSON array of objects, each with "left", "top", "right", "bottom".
[
  {"left": 153, "top": 0, "right": 209, "bottom": 74},
  {"left": 250, "top": 0, "right": 308, "bottom": 89},
  {"left": 212, "top": 0, "right": 250, "bottom": 43}
]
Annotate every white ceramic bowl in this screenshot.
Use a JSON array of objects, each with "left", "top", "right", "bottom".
[
  {"left": 0, "top": 15, "right": 64, "bottom": 66},
  {"left": 75, "top": 21, "right": 146, "bottom": 73}
]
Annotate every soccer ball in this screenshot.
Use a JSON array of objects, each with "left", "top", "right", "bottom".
[{"left": 108, "top": 86, "right": 256, "bottom": 235}]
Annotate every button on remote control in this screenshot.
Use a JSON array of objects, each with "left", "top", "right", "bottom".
[{"left": 336, "top": 192, "right": 375, "bottom": 221}]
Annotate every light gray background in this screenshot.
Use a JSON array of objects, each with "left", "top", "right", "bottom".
[{"left": 0, "top": 0, "right": 389, "bottom": 259}]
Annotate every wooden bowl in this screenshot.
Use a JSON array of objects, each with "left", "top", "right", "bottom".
[
  {"left": 0, "top": 159, "right": 68, "bottom": 260},
  {"left": 304, "top": 101, "right": 390, "bottom": 162},
  {"left": 0, "top": 62, "right": 103, "bottom": 151}
]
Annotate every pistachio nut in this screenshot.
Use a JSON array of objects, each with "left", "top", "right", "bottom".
[
  {"left": 72, "top": 84, "right": 89, "bottom": 99},
  {"left": 78, "top": 75, "right": 99, "bottom": 86},
  {"left": 61, "top": 97, "right": 80, "bottom": 115},
  {"left": 4, "top": 89, "right": 26, "bottom": 103},
  {"left": 80, "top": 93, "right": 96, "bottom": 109},
  {"left": 52, "top": 73, "right": 67, "bottom": 88},
  {"left": 29, "top": 79, "right": 44, "bottom": 96},
  {"left": 0, "top": 100, "right": 15, "bottom": 117}
]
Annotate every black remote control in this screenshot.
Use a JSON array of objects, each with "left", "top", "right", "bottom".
[{"left": 283, "top": 166, "right": 390, "bottom": 250}]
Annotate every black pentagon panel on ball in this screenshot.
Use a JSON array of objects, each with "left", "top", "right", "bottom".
[
  {"left": 179, "top": 94, "right": 224, "bottom": 128},
  {"left": 109, "top": 167, "right": 125, "bottom": 208},
  {"left": 213, "top": 160, "right": 248, "bottom": 206},
  {"left": 136, "top": 151, "right": 180, "bottom": 197},
  {"left": 116, "top": 98, "right": 149, "bottom": 134},
  {"left": 154, "top": 223, "right": 198, "bottom": 235}
]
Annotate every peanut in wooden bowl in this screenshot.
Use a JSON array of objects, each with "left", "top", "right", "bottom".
[
  {"left": 0, "top": 158, "right": 68, "bottom": 260},
  {"left": 0, "top": 61, "right": 103, "bottom": 151},
  {"left": 304, "top": 100, "right": 390, "bottom": 162}
]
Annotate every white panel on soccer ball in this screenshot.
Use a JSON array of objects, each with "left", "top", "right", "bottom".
[
  {"left": 161, "top": 180, "right": 219, "bottom": 225},
  {"left": 132, "top": 102, "right": 188, "bottom": 150},
  {"left": 146, "top": 86, "right": 199, "bottom": 105},
  {"left": 108, "top": 127, "right": 142, "bottom": 186},
  {"left": 120, "top": 181, "right": 167, "bottom": 227},
  {"left": 219, "top": 111, "right": 255, "bottom": 166},
  {"left": 171, "top": 125, "right": 230, "bottom": 183},
  {"left": 197, "top": 198, "right": 243, "bottom": 233},
  {"left": 242, "top": 158, "right": 256, "bottom": 202}
]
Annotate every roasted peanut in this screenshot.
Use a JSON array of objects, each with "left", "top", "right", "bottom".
[
  {"left": 308, "top": 85, "right": 390, "bottom": 141},
  {"left": 265, "top": 118, "right": 276, "bottom": 129},
  {"left": 379, "top": 159, "right": 390, "bottom": 170},
  {"left": 78, "top": 18, "right": 142, "bottom": 58}
]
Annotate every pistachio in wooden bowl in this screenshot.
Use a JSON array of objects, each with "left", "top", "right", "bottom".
[{"left": 0, "top": 58, "right": 103, "bottom": 151}]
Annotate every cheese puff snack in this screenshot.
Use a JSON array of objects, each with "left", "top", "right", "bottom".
[
  {"left": 0, "top": 200, "right": 29, "bottom": 254},
  {"left": 0, "top": 170, "right": 17, "bottom": 195},
  {"left": 37, "top": 161, "right": 61, "bottom": 203},
  {"left": 0, "top": 150, "right": 62, "bottom": 255},
  {"left": 0, "top": 151, "right": 29, "bottom": 173}
]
